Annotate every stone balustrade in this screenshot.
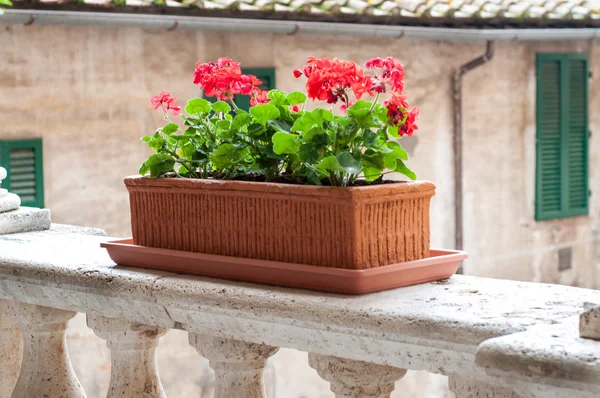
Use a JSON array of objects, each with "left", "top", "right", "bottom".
[{"left": 0, "top": 224, "right": 599, "bottom": 398}]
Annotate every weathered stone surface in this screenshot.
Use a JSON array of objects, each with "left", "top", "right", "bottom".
[
  {"left": 0, "top": 299, "right": 22, "bottom": 398},
  {"left": 0, "top": 193, "right": 20, "bottom": 214},
  {"left": 308, "top": 354, "right": 406, "bottom": 398},
  {"left": 0, "top": 207, "right": 51, "bottom": 235},
  {"left": 189, "top": 335, "right": 278, "bottom": 398},
  {"left": 448, "top": 376, "right": 519, "bottom": 397},
  {"left": 579, "top": 302, "right": 600, "bottom": 340},
  {"left": 87, "top": 314, "right": 167, "bottom": 398},
  {"left": 7, "top": 302, "right": 86, "bottom": 398},
  {"left": 476, "top": 319, "right": 600, "bottom": 398},
  {"left": 0, "top": 226, "right": 600, "bottom": 397}
]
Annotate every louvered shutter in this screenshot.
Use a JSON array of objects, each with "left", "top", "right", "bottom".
[
  {"left": 536, "top": 54, "right": 589, "bottom": 220},
  {"left": 0, "top": 139, "right": 44, "bottom": 208},
  {"left": 566, "top": 58, "right": 589, "bottom": 213}
]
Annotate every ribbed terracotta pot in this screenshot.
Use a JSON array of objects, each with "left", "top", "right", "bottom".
[{"left": 124, "top": 176, "right": 435, "bottom": 270}]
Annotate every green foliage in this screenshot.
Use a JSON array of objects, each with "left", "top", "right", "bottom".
[
  {"left": 0, "top": 0, "right": 12, "bottom": 14},
  {"left": 140, "top": 89, "right": 417, "bottom": 186}
]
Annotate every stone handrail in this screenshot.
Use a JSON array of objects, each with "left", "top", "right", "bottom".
[{"left": 0, "top": 225, "right": 598, "bottom": 398}]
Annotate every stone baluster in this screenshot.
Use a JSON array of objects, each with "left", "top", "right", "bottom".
[
  {"left": 0, "top": 299, "right": 22, "bottom": 397},
  {"left": 189, "top": 334, "right": 278, "bottom": 398},
  {"left": 448, "top": 376, "right": 520, "bottom": 398},
  {"left": 7, "top": 302, "right": 85, "bottom": 398},
  {"left": 308, "top": 354, "right": 407, "bottom": 398},
  {"left": 87, "top": 314, "right": 167, "bottom": 398}
]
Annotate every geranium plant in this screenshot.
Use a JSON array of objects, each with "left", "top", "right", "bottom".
[{"left": 140, "top": 56, "right": 419, "bottom": 186}]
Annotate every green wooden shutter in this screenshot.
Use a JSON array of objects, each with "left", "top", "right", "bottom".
[
  {"left": 0, "top": 139, "right": 45, "bottom": 208},
  {"left": 536, "top": 54, "right": 589, "bottom": 220},
  {"left": 235, "top": 68, "right": 276, "bottom": 111},
  {"left": 204, "top": 68, "right": 276, "bottom": 112}
]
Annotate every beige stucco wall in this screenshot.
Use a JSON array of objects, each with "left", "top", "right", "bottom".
[{"left": 1, "top": 22, "right": 599, "bottom": 397}]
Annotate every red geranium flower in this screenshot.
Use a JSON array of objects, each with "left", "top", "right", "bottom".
[
  {"left": 250, "top": 89, "right": 270, "bottom": 106},
  {"left": 296, "top": 57, "right": 374, "bottom": 105},
  {"left": 366, "top": 57, "right": 405, "bottom": 95},
  {"left": 400, "top": 108, "right": 419, "bottom": 137},
  {"left": 290, "top": 105, "right": 300, "bottom": 112},
  {"left": 193, "top": 58, "right": 263, "bottom": 102},
  {"left": 340, "top": 100, "right": 355, "bottom": 113},
  {"left": 150, "top": 91, "right": 181, "bottom": 116},
  {"left": 383, "top": 95, "right": 414, "bottom": 135}
]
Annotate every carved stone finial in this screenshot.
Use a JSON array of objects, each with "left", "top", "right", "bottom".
[
  {"left": 0, "top": 166, "right": 51, "bottom": 234},
  {"left": 0, "top": 167, "right": 20, "bottom": 213}
]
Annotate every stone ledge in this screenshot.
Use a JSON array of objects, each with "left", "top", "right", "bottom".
[
  {"left": 0, "top": 207, "right": 51, "bottom": 235},
  {"left": 580, "top": 303, "right": 600, "bottom": 341},
  {"left": 0, "top": 225, "right": 600, "bottom": 391}
]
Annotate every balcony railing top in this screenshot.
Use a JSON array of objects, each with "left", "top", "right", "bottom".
[{"left": 1, "top": 224, "right": 599, "bottom": 397}]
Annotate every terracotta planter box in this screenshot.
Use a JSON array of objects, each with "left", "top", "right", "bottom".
[{"left": 125, "top": 176, "right": 435, "bottom": 270}]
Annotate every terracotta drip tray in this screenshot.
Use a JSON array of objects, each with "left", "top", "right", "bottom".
[{"left": 101, "top": 239, "right": 467, "bottom": 295}]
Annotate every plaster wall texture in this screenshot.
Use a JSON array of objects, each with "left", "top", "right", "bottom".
[{"left": 0, "top": 23, "right": 598, "bottom": 397}]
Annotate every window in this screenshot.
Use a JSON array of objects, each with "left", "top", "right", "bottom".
[
  {"left": 535, "top": 54, "right": 589, "bottom": 221},
  {"left": 205, "top": 67, "right": 276, "bottom": 112},
  {"left": 0, "top": 139, "right": 44, "bottom": 208}
]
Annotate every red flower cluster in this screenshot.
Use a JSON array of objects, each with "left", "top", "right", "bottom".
[
  {"left": 365, "top": 57, "right": 405, "bottom": 94},
  {"left": 193, "top": 57, "right": 266, "bottom": 103},
  {"left": 150, "top": 91, "right": 181, "bottom": 116},
  {"left": 366, "top": 57, "right": 418, "bottom": 134},
  {"left": 384, "top": 95, "right": 419, "bottom": 137},
  {"left": 293, "top": 57, "right": 373, "bottom": 105},
  {"left": 294, "top": 56, "right": 419, "bottom": 135},
  {"left": 250, "top": 89, "right": 270, "bottom": 106}
]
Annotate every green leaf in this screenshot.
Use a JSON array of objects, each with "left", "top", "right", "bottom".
[
  {"left": 336, "top": 151, "right": 361, "bottom": 174},
  {"left": 0, "top": 0, "right": 12, "bottom": 6},
  {"left": 268, "top": 119, "right": 292, "bottom": 134},
  {"left": 291, "top": 116, "right": 315, "bottom": 134},
  {"left": 147, "top": 133, "right": 166, "bottom": 152},
  {"left": 143, "top": 154, "right": 176, "bottom": 177},
  {"left": 250, "top": 104, "right": 280, "bottom": 125},
  {"left": 388, "top": 125, "right": 400, "bottom": 138},
  {"left": 307, "top": 170, "right": 322, "bottom": 185},
  {"left": 141, "top": 136, "right": 151, "bottom": 142},
  {"left": 232, "top": 113, "right": 252, "bottom": 131},
  {"left": 138, "top": 162, "right": 150, "bottom": 176},
  {"left": 272, "top": 132, "right": 300, "bottom": 155},
  {"left": 297, "top": 143, "right": 320, "bottom": 164},
  {"left": 216, "top": 119, "right": 231, "bottom": 130},
  {"left": 211, "top": 101, "right": 231, "bottom": 114},
  {"left": 291, "top": 108, "right": 333, "bottom": 133},
  {"left": 185, "top": 98, "right": 212, "bottom": 115},
  {"left": 362, "top": 152, "right": 385, "bottom": 169},
  {"left": 178, "top": 165, "right": 189, "bottom": 175},
  {"left": 287, "top": 91, "right": 307, "bottom": 105},
  {"left": 347, "top": 100, "right": 372, "bottom": 121},
  {"left": 384, "top": 154, "right": 397, "bottom": 170},
  {"left": 363, "top": 130, "right": 379, "bottom": 148},
  {"left": 162, "top": 123, "right": 179, "bottom": 134},
  {"left": 317, "top": 155, "right": 342, "bottom": 172},
  {"left": 302, "top": 127, "right": 328, "bottom": 145},
  {"left": 363, "top": 167, "right": 382, "bottom": 182},
  {"left": 395, "top": 160, "right": 417, "bottom": 180},
  {"left": 210, "top": 143, "right": 238, "bottom": 169},
  {"left": 385, "top": 141, "right": 408, "bottom": 160},
  {"left": 267, "top": 90, "right": 289, "bottom": 106}
]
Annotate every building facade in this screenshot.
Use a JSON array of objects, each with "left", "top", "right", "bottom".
[{"left": 1, "top": 2, "right": 599, "bottom": 395}]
